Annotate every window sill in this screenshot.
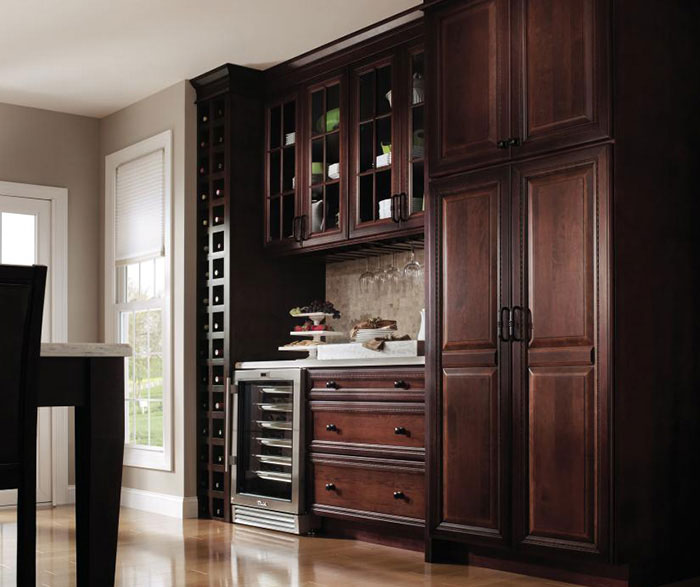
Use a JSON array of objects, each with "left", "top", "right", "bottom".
[{"left": 124, "top": 445, "right": 172, "bottom": 471}]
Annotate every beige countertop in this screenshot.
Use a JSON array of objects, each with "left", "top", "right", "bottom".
[
  {"left": 40, "top": 343, "right": 132, "bottom": 357},
  {"left": 235, "top": 356, "right": 424, "bottom": 370}
]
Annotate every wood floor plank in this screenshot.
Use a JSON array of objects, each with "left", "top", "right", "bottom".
[{"left": 0, "top": 506, "right": 579, "bottom": 586}]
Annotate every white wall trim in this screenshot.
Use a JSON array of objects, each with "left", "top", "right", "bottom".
[
  {"left": 104, "top": 130, "right": 174, "bottom": 471},
  {"left": 120, "top": 487, "right": 198, "bottom": 519},
  {"left": 0, "top": 180, "right": 70, "bottom": 506}
]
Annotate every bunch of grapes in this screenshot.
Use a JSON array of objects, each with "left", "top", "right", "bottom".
[{"left": 300, "top": 300, "right": 341, "bottom": 319}]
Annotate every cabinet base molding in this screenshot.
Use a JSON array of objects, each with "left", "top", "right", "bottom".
[
  {"left": 120, "top": 487, "right": 199, "bottom": 519},
  {"left": 321, "top": 517, "right": 424, "bottom": 552}
]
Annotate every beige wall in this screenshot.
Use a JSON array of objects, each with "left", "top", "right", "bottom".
[
  {"left": 0, "top": 102, "right": 100, "bottom": 342},
  {"left": 99, "top": 82, "right": 197, "bottom": 498}
]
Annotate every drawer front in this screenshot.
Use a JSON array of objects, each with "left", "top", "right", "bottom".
[
  {"left": 313, "top": 462, "right": 424, "bottom": 519},
  {"left": 309, "top": 368, "right": 425, "bottom": 400},
  {"left": 312, "top": 409, "right": 424, "bottom": 448}
]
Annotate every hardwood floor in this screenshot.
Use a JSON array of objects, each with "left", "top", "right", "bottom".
[{"left": 0, "top": 506, "right": 578, "bottom": 586}]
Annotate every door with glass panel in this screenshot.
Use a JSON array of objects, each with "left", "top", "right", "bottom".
[
  {"left": 302, "top": 75, "right": 348, "bottom": 247},
  {"left": 0, "top": 194, "right": 53, "bottom": 506}
]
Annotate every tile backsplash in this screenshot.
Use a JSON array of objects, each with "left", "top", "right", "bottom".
[{"left": 325, "top": 249, "right": 425, "bottom": 340}]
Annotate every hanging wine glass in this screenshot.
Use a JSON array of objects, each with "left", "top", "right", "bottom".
[
  {"left": 384, "top": 252, "right": 402, "bottom": 293},
  {"left": 359, "top": 257, "right": 375, "bottom": 294},
  {"left": 403, "top": 248, "right": 423, "bottom": 285}
]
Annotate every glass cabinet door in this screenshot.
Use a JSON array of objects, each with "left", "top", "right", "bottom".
[
  {"left": 406, "top": 50, "right": 426, "bottom": 221},
  {"left": 235, "top": 381, "right": 294, "bottom": 501},
  {"left": 354, "top": 60, "right": 397, "bottom": 229},
  {"left": 306, "top": 79, "right": 344, "bottom": 241},
  {"left": 266, "top": 99, "right": 298, "bottom": 247}
]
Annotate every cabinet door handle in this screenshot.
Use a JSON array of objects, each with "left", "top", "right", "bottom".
[
  {"left": 497, "top": 139, "right": 509, "bottom": 149},
  {"left": 390, "top": 194, "right": 398, "bottom": 223},
  {"left": 300, "top": 215, "right": 307, "bottom": 242},
  {"left": 393, "top": 491, "right": 405, "bottom": 499},
  {"left": 508, "top": 137, "right": 522, "bottom": 147},
  {"left": 498, "top": 307, "right": 511, "bottom": 342},
  {"left": 512, "top": 306, "right": 524, "bottom": 342},
  {"left": 393, "top": 380, "right": 408, "bottom": 389},
  {"left": 399, "top": 192, "right": 408, "bottom": 221},
  {"left": 394, "top": 426, "right": 407, "bottom": 435},
  {"left": 325, "top": 424, "right": 337, "bottom": 432},
  {"left": 325, "top": 380, "right": 338, "bottom": 389},
  {"left": 527, "top": 308, "right": 534, "bottom": 345},
  {"left": 325, "top": 483, "right": 336, "bottom": 491},
  {"left": 292, "top": 216, "right": 300, "bottom": 243}
]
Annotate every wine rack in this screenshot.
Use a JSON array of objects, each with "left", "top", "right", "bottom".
[
  {"left": 192, "top": 64, "right": 325, "bottom": 524},
  {"left": 196, "top": 92, "right": 230, "bottom": 521}
]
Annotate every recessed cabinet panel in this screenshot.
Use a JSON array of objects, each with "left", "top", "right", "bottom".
[
  {"left": 430, "top": 0, "right": 510, "bottom": 175},
  {"left": 442, "top": 367, "right": 502, "bottom": 534},
  {"left": 512, "top": 0, "right": 610, "bottom": 155},
  {"left": 526, "top": 163, "right": 595, "bottom": 347},
  {"left": 441, "top": 181, "right": 501, "bottom": 353},
  {"left": 527, "top": 366, "right": 595, "bottom": 543}
]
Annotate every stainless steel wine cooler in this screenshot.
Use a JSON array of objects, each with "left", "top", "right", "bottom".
[{"left": 230, "top": 368, "right": 316, "bottom": 534}]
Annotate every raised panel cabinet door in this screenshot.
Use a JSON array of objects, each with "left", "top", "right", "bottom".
[
  {"left": 511, "top": 0, "right": 611, "bottom": 157},
  {"left": 427, "top": 0, "right": 511, "bottom": 177},
  {"left": 512, "top": 146, "right": 611, "bottom": 558},
  {"left": 432, "top": 166, "right": 510, "bottom": 546}
]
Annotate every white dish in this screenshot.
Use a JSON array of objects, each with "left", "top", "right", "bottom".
[
  {"left": 376, "top": 153, "right": 392, "bottom": 168},
  {"left": 290, "top": 330, "right": 344, "bottom": 337}
]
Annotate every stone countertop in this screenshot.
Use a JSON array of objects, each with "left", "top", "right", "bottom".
[
  {"left": 40, "top": 343, "right": 132, "bottom": 357},
  {"left": 235, "top": 356, "right": 424, "bottom": 370}
]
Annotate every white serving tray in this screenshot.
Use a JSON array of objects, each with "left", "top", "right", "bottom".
[{"left": 316, "top": 340, "right": 424, "bottom": 360}]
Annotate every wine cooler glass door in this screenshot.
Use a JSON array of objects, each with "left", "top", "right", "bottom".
[{"left": 232, "top": 369, "right": 302, "bottom": 513}]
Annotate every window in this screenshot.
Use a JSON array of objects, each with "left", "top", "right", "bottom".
[{"left": 105, "top": 131, "right": 172, "bottom": 470}]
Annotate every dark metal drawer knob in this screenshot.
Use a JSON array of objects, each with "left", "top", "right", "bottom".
[
  {"left": 393, "top": 380, "right": 408, "bottom": 389},
  {"left": 325, "top": 483, "right": 336, "bottom": 491},
  {"left": 394, "top": 426, "right": 407, "bottom": 435},
  {"left": 393, "top": 491, "right": 405, "bottom": 499},
  {"left": 326, "top": 380, "right": 338, "bottom": 389},
  {"left": 325, "top": 424, "right": 337, "bottom": 432}
]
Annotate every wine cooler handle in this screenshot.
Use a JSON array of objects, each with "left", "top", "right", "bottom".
[{"left": 224, "top": 376, "right": 231, "bottom": 473}]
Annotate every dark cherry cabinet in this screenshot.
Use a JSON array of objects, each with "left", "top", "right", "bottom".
[
  {"left": 510, "top": 0, "right": 610, "bottom": 158},
  {"left": 263, "top": 26, "right": 426, "bottom": 253},
  {"left": 434, "top": 167, "right": 510, "bottom": 546},
  {"left": 427, "top": 145, "right": 610, "bottom": 557},
  {"left": 349, "top": 46, "right": 427, "bottom": 239},
  {"left": 511, "top": 147, "right": 610, "bottom": 557},
  {"left": 265, "top": 94, "right": 301, "bottom": 252},
  {"left": 427, "top": 0, "right": 610, "bottom": 177},
  {"left": 427, "top": 0, "right": 511, "bottom": 175}
]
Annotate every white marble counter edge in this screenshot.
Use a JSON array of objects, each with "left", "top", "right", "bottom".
[
  {"left": 40, "top": 343, "right": 132, "bottom": 357},
  {"left": 235, "top": 356, "right": 425, "bottom": 369}
]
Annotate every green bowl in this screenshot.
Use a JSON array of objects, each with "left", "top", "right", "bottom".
[
  {"left": 311, "top": 162, "right": 323, "bottom": 174},
  {"left": 381, "top": 142, "right": 392, "bottom": 155}
]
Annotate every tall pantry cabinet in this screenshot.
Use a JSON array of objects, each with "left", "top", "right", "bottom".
[{"left": 424, "top": 0, "right": 700, "bottom": 585}]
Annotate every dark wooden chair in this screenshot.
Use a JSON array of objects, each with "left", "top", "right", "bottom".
[{"left": 0, "top": 264, "right": 47, "bottom": 586}]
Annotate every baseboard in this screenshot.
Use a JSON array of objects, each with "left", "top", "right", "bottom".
[{"left": 120, "top": 487, "right": 199, "bottom": 519}]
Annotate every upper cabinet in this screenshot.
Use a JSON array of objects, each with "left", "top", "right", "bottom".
[
  {"left": 263, "top": 29, "right": 426, "bottom": 253},
  {"left": 427, "top": 0, "right": 610, "bottom": 177},
  {"left": 303, "top": 75, "right": 348, "bottom": 248},
  {"left": 348, "top": 45, "right": 427, "bottom": 240},
  {"left": 265, "top": 95, "right": 300, "bottom": 252}
]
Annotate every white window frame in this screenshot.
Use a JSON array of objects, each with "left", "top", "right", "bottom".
[{"left": 105, "top": 130, "right": 173, "bottom": 471}]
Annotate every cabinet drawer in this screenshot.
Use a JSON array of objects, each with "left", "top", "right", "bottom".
[
  {"left": 312, "top": 406, "right": 424, "bottom": 448},
  {"left": 308, "top": 368, "right": 425, "bottom": 401},
  {"left": 313, "top": 462, "right": 424, "bottom": 519}
]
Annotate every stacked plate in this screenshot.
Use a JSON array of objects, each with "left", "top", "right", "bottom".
[
  {"left": 284, "top": 132, "right": 296, "bottom": 146},
  {"left": 376, "top": 152, "right": 392, "bottom": 168},
  {"left": 353, "top": 328, "right": 393, "bottom": 343},
  {"left": 378, "top": 199, "right": 392, "bottom": 219}
]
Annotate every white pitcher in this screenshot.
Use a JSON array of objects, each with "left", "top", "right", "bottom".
[{"left": 417, "top": 308, "right": 425, "bottom": 341}]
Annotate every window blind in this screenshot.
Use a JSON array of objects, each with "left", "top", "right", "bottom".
[{"left": 115, "top": 149, "right": 165, "bottom": 263}]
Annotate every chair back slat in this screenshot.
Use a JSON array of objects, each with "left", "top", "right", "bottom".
[{"left": 0, "top": 265, "right": 46, "bottom": 468}]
